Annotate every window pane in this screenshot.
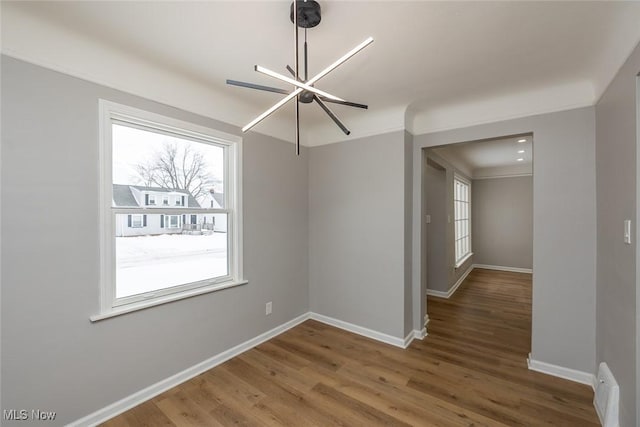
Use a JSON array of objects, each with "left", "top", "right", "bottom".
[
  {"left": 112, "top": 124, "right": 226, "bottom": 210},
  {"left": 454, "top": 178, "right": 471, "bottom": 264},
  {"left": 115, "top": 213, "right": 229, "bottom": 298}
]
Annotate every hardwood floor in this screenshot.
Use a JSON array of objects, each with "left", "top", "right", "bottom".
[{"left": 103, "top": 269, "right": 599, "bottom": 426}]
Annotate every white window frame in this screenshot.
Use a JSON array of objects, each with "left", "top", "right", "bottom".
[
  {"left": 93, "top": 100, "right": 245, "bottom": 321},
  {"left": 147, "top": 194, "right": 156, "bottom": 205},
  {"left": 166, "top": 214, "right": 181, "bottom": 229},
  {"left": 162, "top": 196, "right": 169, "bottom": 206},
  {"left": 454, "top": 175, "right": 472, "bottom": 268}
]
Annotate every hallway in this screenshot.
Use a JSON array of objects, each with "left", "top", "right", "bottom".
[{"left": 426, "top": 268, "right": 598, "bottom": 425}]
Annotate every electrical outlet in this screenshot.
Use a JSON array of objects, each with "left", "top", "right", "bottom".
[{"left": 265, "top": 301, "right": 272, "bottom": 315}]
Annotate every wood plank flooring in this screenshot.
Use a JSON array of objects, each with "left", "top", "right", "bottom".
[{"left": 102, "top": 268, "right": 599, "bottom": 426}]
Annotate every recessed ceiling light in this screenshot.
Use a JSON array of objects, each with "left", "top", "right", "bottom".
[
  {"left": 518, "top": 139, "right": 527, "bottom": 143},
  {"left": 517, "top": 158, "right": 524, "bottom": 162},
  {"left": 518, "top": 150, "right": 525, "bottom": 154}
]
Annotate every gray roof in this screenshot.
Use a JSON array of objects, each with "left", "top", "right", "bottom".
[
  {"left": 113, "top": 184, "right": 201, "bottom": 208},
  {"left": 112, "top": 184, "right": 138, "bottom": 207},
  {"left": 212, "top": 193, "right": 224, "bottom": 207}
]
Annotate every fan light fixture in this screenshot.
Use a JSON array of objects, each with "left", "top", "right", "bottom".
[{"left": 227, "top": 0, "right": 373, "bottom": 155}]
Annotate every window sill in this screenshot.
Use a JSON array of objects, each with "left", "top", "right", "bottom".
[
  {"left": 455, "top": 252, "right": 473, "bottom": 269},
  {"left": 90, "top": 279, "right": 248, "bottom": 322}
]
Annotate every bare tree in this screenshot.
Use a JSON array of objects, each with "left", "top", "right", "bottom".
[{"left": 135, "top": 142, "right": 216, "bottom": 200}]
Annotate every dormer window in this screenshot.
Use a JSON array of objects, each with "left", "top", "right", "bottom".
[
  {"left": 175, "top": 195, "right": 185, "bottom": 206},
  {"left": 148, "top": 194, "right": 156, "bottom": 205},
  {"left": 162, "top": 196, "right": 169, "bottom": 206}
]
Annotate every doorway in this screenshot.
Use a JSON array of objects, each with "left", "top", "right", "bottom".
[{"left": 422, "top": 134, "right": 534, "bottom": 353}]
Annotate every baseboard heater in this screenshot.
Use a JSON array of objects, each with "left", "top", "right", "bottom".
[{"left": 594, "top": 362, "right": 619, "bottom": 427}]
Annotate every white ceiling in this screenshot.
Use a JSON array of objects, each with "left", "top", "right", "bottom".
[
  {"left": 432, "top": 135, "right": 533, "bottom": 179},
  {"left": 3, "top": 1, "right": 640, "bottom": 146}
]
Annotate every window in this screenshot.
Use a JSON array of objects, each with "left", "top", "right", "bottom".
[
  {"left": 454, "top": 176, "right": 471, "bottom": 267},
  {"left": 95, "top": 100, "right": 245, "bottom": 321},
  {"left": 165, "top": 215, "right": 181, "bottom": 229},
  {"left": 129, "top": 214, "right": 144, "bottom": 228}
]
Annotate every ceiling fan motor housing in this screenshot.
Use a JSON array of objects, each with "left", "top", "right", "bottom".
[
  {"left": 299, "top": 90, "right": 315, "bottom": 103},
  {"left": 290, "top": 1, "right": 321, "bottom": 28}
]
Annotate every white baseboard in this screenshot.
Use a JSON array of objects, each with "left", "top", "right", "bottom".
[
  {"left": 425, "top": 288, "right": 449, "bottom": 298},
  {"left": 426, "top": 264, "right": 474, "bottom": 299},
  {"left": 68, "top": 312, "right": 311, "bottom": 427},
  {"left": 71, "top": 311, "right": 430, "bottom": 426},
  {"left": 473, "top": 264, "right": 533, "bottom": 274},
  {"left": 414, "top": 327, "right": 427, "bottom": 340},
  {"left": 527, "top": 353, "right": 595, "bottom": 387},
  {"left": 309, "top": 312, "right": 411, "bottom": 348}
]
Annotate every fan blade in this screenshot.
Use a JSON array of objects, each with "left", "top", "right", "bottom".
[
  {"left": 243, "top": 37, "right": 373, "bottom": 133},
  {"left": 318, "top": 97, "right": 368, "bottom": 109},
  {"left": 255, "top": 66, "right": 344, "bottom": 101},
  {"left": 308, "top": 37, "right": 373, "bottom": 84},
  {"left": 286, "top": 65, "right": 296, "bottom": 77},
  {"left": 226, "top": 79, "right": 289, "bottom": 95},
  {"left": 242, "top": 94, "right": 297, "bottom": 133},
  {"left": 314, "top": 95, "right": 350, "bottom": 135}
]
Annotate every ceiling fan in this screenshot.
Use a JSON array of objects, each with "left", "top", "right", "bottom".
[{"left": 227, "top": 0, "right": 373, "bottom": 155}]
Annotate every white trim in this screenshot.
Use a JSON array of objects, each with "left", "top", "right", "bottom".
[
  {"left": 90, "top": 280, "right": 249, "bottom": 322},
  {"left": 69, "top": 313, "right": 311, "bottom": 427},
  {"left": 454, "top": 251, "right": 473, "bottom": 268},
  {"left": 425, "top": 288, "right": 451, "bottom": 298},
  {"left": 453, "top": 176, "right": 472, "bottom": 266},
  {"left": 527, "top": 353, "right": 595, "bottom": 386},
  {"left": 473, "top": 264, "right": 533, "bottom": 274},
  {"left": 73, "top": 311, "right": 433, "bottom": 425},
  {"left": 426, "top": 263, "right": 474, "bottom": 299},
  {"left": 309, "top": 312, "right": 408, "bottom": 348},
  {"left": 96, "top": 99, "right": 244, "bottom": 319},
  {"left": 473, "top": 173, "right": 533, "bottom": 180},
  {"left": 414, "top": 328, "right": 428, "bottom": 340},
  {"left": 402, "top": 327, "right": 428, "bottom": 348}
]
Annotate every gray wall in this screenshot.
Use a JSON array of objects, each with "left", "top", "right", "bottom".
[
  {"left": 0, "top": 56, "right": 309, "bottom": 426},
  {"left": 412, "top": 106, "right": 597, "bottom": 375},
  {"left": 472, "top": 176, "right": 533, "bottom": 269},
  {"left": 425, "top": 160, "right": 448, "bottom": 292},
  {"left": 595, "top": 41, "right": 640, "bottom": 427},
  {"left": 308, "top": 131, "right": 408, "bottom": 338},
  {"left": 424, "top": 151, "right": 474, "bottom": 293}
]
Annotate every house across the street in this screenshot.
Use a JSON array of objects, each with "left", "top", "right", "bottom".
[{"left": 112, "top": 184, "right": 227, "bottom": 237}]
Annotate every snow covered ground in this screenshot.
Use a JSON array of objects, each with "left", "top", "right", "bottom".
[{"left": 116, "top": 233, "right": 228, "bottom": 298}]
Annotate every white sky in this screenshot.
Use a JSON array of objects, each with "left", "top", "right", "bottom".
[{"left": 112, "top": 124, "right": 224, "bottom": 194}]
